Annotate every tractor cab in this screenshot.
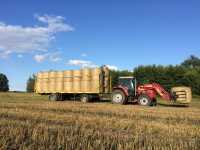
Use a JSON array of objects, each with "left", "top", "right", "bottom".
[{"left": 118, "top": 76, "right": 136, "bottom": 96}]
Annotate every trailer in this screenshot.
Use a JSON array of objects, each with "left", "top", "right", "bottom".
[{"left": 35, "top": 66, "right": 111, "bottom": 102}]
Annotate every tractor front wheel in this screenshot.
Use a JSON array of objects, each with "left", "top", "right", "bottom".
[
  {"left": 112, "top": 90, "right": 127, "bottom": 104},
  {"left": 138, "top": 94, "right": 151, "bottom": 106}
]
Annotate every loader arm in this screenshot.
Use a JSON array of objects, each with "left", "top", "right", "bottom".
[
  {"left": 137, "top": 83, "right": 173, "bottom": 101},
  {"left": 150, "top": 83, "right": 172, "bottom": 101}
]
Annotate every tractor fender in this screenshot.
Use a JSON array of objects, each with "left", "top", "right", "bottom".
[{"left": 112, "top": 86, "right": 129, "bottom": 97}]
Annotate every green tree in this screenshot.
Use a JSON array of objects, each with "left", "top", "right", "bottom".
[
  {"left": 26, "top": 75, "right": 36, "bottom": 92},
  {"left": 181, "top": 69, "right": 200, "bottom": 95},
  {"left": 0, "top": 73, "right": 9, "bottom": 92},
  {"left": 181, "top": 55, "right": 200, "bottom": 68}
]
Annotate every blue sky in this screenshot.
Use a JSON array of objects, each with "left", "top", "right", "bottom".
[{"left": 0, "top": 0, "right": 199, "bottom": 91}]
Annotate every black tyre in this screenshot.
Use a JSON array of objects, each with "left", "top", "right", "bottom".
[
  {"left": 151, "top": 99, "right": 157, "bottom": 106},
  {"left": 138, "top": 94, "right": 151, "bottom": 106},
  {"left": 80, "top": 94, "right": 90, "bottom": 103},
  {"left": 49, "top": 94, "right": 59, "bottom": 101},
  {"left": 112, "top": 90, "right": 127, "bottom": 104}
]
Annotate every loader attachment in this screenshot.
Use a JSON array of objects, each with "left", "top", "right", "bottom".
[{"left": 171, "top": 87, "right": 192, "bottom": 104}]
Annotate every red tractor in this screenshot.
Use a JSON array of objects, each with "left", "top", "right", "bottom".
[{"left": 111, "top": 76, "right": 176, "bottom": 106}]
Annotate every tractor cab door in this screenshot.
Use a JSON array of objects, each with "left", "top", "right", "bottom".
[{"left": 118, "top": 77, "right": 136, "bottom": 96}]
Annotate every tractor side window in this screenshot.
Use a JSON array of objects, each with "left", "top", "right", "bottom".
[{"left": 119, "top": 79, "right": 134, "bottom": 90}]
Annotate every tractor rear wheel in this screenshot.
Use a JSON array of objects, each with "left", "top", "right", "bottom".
[
  {"left": 138, "top": 94, "right": 151, "bottom": 106},
  {"left": 112, "top": 90, "right": 127, "bottom": 104}
]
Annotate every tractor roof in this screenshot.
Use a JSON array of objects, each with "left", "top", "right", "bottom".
[{"left": 119, "top": 76, "right": 134, "bottom": 79}]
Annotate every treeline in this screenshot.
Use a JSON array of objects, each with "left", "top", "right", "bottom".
[{"left": 111, "top": 55, "right": 200, "bottom": 95}]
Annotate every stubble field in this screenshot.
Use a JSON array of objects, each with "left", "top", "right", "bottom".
[{"left": 0, "top": 92, "right": 200, "bottom": 150}]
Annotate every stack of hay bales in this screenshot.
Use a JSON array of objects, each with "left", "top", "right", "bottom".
[{"left": 35, "top": 67, "right": 111, "bottom": 94}]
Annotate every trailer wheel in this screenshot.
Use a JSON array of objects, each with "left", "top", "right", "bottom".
[
  {"left": 138, "top": 95, "right": 151, "bottom": 106},
  {"left": 80, "top": 94, "right": 89, "bottom": 103},
  {"left": 49, "top": 94, "right": 59, "bottom": 101},
  {"left": 112, "top": 90, "right": 127, "bottom": 104}
]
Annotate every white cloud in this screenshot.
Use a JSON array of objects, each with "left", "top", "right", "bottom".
[
  {"left": 35, "top": 15, "right": 74, "bottom": 33},
  {"left": 106, "top": 65, "right": 118, "bottom": 70},
  {"left": 67, "top": 59, "right": 118, "bottom": 70},
  {"left": 67, "top": 59, "right": 98, "bottom": 68},
  {"left": 81, "top": 53, "right": 87, "bottom": 57},
  {"left": 0, "top": 14, "right": 74, "bottom": 58},
  {"left": 34, "top": 52, "right": 62, "bottom": 63},
  {"left": 34, "top": 54, "right": 48, "bottom": 63}
]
